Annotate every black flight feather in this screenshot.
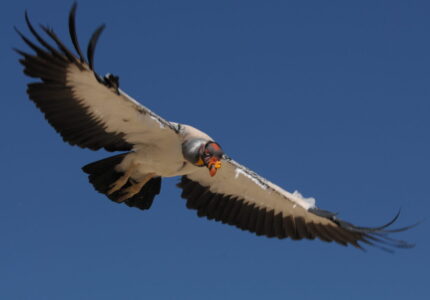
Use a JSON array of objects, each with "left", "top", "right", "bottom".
[
  {"left": 68, "top": 2, "right": 86, "bottom": 63},
  {"left": 87, "top": 24, "right": 105, "bottom": 70}
]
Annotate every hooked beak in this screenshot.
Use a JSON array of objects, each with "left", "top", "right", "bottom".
[{"left": 207, "top": 157, "right": 222, "bottom": 177}]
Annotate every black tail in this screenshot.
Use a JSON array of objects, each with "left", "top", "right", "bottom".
[{"left": 82, "top": 153, "right": 161, "bottom": 210}]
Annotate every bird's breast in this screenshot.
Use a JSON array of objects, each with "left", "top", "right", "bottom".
[{"left": 116, "top": 143, "right": 197, "bottom": 179}]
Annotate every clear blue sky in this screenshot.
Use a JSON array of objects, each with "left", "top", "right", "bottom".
[{"left": 1, "top": 0, "right": 429, "bottom": 299}]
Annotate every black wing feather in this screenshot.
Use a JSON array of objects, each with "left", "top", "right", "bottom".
[
  {"left": 24, "top": 12, "right": 67, "bottom": 63},
  {"left": 68, "top": 2, "right": 85, "bottom": 63},
  {"left": 87, "top": 25, "right": 106, "bottom": 70},
  {"left": 40, "top": 25, "right": 80, "bottom": 65}
]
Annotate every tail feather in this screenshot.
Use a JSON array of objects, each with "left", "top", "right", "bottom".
[
  {"left": 124, "top": 177, "right": 161, "bottom": 210},
  {"left": 82, "top": 153, "right": 161, "bottom": 210}
]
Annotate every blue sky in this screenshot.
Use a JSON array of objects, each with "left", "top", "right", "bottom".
[{"left": 1, "top": 0, "right": 429, "bottom": 299}]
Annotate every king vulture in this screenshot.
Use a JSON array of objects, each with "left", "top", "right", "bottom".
[{"left": 15, "top": 4, "right": 415, "bottom": 251}]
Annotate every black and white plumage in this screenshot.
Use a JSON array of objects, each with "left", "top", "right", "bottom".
[{"left": 16, "top": 4, "right": 415, "bottom": 251}]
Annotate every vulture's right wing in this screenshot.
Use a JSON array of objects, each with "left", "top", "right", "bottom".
[{"left": 178, "top": 156, "right": 415, "bottom": 251}]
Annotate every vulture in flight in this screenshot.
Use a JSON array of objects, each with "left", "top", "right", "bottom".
[{"left": 16, "top": 4, "right": 415, "bottom": 251}]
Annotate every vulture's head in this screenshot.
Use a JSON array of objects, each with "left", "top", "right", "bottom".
[{"left": 182, "top": 139, "right": 224, "bottom": 176}]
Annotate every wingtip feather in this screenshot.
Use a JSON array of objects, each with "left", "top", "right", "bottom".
[
  {"left": 87, "top": 24, "right": 106, "bottom": 70},
  {"left": 68, "top": 2, "right": 85, "bottom": 62},
  {"left": 310, "top": 207, "right": 417, "bottom": 251}
]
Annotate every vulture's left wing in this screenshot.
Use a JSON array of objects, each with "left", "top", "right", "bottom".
[
  {"left": 178, "top": 157, "right": 414, "bottom": 251},
  {"left": 15, "top": 4, "right": 180, "bottom": 152}
]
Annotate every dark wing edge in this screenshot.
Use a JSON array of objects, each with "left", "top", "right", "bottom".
[
  {"left": 309, "top": 208, "right": 417, "bottom": 252},
  {"left": 15, "top": 3, "right": 132, "bottom": 151},
  {"left": 177, "top": 176, "right": 417, "bottom": 252}
]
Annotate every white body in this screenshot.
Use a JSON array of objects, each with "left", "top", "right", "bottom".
[{"left": 116, "top": 124, "right": 212, "bottom": 179}]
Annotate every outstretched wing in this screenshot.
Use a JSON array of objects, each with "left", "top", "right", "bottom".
[
  {"left": 178, "top": 157, "right": 414, "bottom": 251},
  {"left": 16, "top": 4, "right": 180, "bottom": 152}
]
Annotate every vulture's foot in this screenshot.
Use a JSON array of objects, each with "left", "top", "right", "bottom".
[
  {"left": 107, "top": 164, "right": 136, "bottom": 195},
  {"left": 117, "top": 173, "right": 156, "bottom": 202}
]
